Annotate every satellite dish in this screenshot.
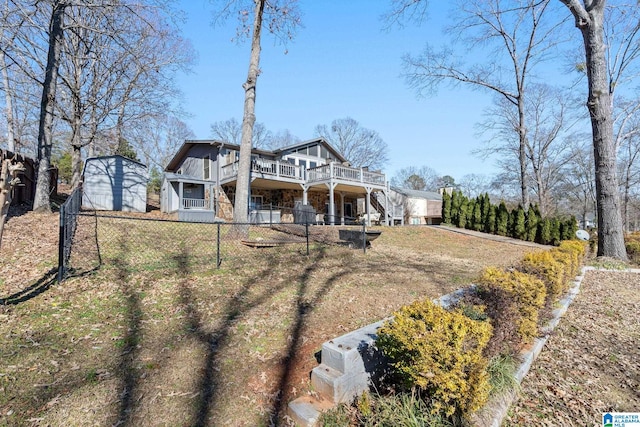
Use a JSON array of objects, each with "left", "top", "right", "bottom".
[{"left": 576, "top": 229, "right": 590, "bottom": 241}]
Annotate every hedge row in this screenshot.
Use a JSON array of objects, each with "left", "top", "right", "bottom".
[
  {"left": 376, "top": 240, "right": 587, "bottom": 420},
  {"left": 441, "top": 190, "right": 578, "bottom": 246}
]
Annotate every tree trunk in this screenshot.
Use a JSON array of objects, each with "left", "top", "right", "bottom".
[
  {"left": 1, "top": 50, "right": 16, "bottom": 153},
  {"left": 517, "top": 97, "right": 530, "bottom": 208},
  {"left": 33, "top": 1, "right": 66, "bottom": 213},
  {"left": 563, "top": 0, "right": 627, "bottom": 259},
  {"left": 233, "top": 0, "right": 265, "bottom": 224},
  {"left": 0, "top": 158, "right": 25, "bottom": 248}
]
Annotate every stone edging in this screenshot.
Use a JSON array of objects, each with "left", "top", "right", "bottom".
[{"left": 467, "top": 266, "right": 640, "bottom": 426}]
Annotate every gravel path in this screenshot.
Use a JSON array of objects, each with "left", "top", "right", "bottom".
[{"left": 504, "top": 269, "right": 640, "bottom": 426}]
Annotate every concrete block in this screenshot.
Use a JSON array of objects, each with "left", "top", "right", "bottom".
[
  {"left": 311, "top": 363, "right": 371, "bottom": 404},
  {"left": 287, "top": 395, "right": 334, "bottom": 427}
]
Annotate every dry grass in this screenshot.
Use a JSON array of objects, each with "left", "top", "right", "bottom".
[{"left": 0, "top": 211, "right": 543, "bottom": 426}]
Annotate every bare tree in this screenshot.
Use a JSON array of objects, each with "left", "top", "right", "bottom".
[
  {"left": 559, "top": 0, "right": 631, "bottom": 259},
  {"left": 33, "top": 0, "right": 66, "bottom": 213},
  {"left": 391, "top": 165, "right": 440, "bottom": 190},
  {"left": 210, "top": 117, "right": 272, "bottom": 148},
  {"left": 560, "top": 136, "right": 597, "bottom": 228},
  {"left": 398, "top": 0, "right": 568, "bottom": 207},
  {"left": 212, "top": 0, "right": 301, "bottom": 223},
  {"left": 314, "top": 117, "right": 389, "bottom": 169},
  {"left": 269, "top": 128, "right": 300, "bottom": 149},
  {"left": 459, "top": 173, "right": 492, "bottom": 198},
  {"left": 615, "top": 98, "right": 640, "bottom": 232}
]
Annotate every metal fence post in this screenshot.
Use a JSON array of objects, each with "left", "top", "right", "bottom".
[
  {"left": 306, "top": 221, "right": 310, "bottom": 256},
  {"left": 216, "top": 223, "right": 221, "bottom": 268},
  {"left": 362, "top": 221, "right": 366, "bottom": 254},
  {"left": 57, "top": 204, "right": 66, "bottom": 282}
]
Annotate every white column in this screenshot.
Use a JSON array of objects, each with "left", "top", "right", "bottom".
[
  {"left": 339, "top": 192, "right": 345, "bottom": 225},
  {"left": 178, "top": 181, "right": 184, "bottom": 210},
  {"left": 365, "top": 187, "right": 372, "bottom": 226}
]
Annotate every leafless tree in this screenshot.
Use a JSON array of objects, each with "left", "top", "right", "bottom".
[
  {"left": 314, "top": 117, "right": 389, "bottom": 170},
  {"left": 212, "top": 0, "right": 301, "bottom": 223},
  {"left": 391, "top": 165, "right": 440, "bottom": 190},
  {"left": 559, "top": 136, "right": 597, "bottom": 229},
  {"left": 559, "top": 0, "right": 636, "bottom": 259},
  {"left": 269, "top": 128, "right": 300, "bottom": 149},
  {"left": 129, "top": 114, "right": 195, "bottom": 170},
  {"left": 614, "top": 97, "right": 640, "bottom": 232},
  {"left": 210, "top": 117, "right": 272, "bottom": 148},
  {"left": 459, "top": 173, "right": 492, "bottom": 198},
  {"left": 397, "top": 0, "right": 568, "bottom": 208}
]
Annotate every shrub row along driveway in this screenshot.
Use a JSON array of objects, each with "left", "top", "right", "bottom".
[{"left": 505, "top": 269, "right": 640, "bottom": 426}]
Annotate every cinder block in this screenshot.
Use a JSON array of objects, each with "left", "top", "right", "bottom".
[
  {"left": 311, "top": 363, "right": 370, "bottom": 404},
  {"left": 287, "top": 395, "right": 334, "bottom": 427}
]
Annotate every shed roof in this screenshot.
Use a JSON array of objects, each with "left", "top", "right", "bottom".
[{"left": 391, "top": 186, "right": 442, "bottom": 200}]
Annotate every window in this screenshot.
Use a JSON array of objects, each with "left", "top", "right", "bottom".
[
  {"left": 309, "top": 145, "right": 318, "bottom": 156},
  {"left": 250, "top": 195, "right": 263, "bottom": 210},
  {"left": 203, "top": 155, "right": 210, "bottom": 180},
  {"left": 410, "top": 217, "right": 421, "bottom": 225},
  {"left": 309, "top": 161, "right": 317, "bottom": 169},
  {"left": 299, "top": 160, "right": 307, "bottom": 169}
]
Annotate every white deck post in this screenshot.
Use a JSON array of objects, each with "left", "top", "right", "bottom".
[
  {"left": 178, "top": 181, "right": 184, "bottom": 210},
  {"left": 365, "top": 187, "right": 372, "bottom": 226},
  {"left": 339, "top": 192, "right": 345, "bottom": 225}
]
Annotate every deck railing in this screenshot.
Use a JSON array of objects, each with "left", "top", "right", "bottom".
[
  {"left": 221, "top": 159, "right": 303, "bottom": 181},
  {"left": 221, "top": 160, "right": 386, "bottom": 187},
  {"left": 307, "top": 163, "right": 386, "bottom": 186},
  {"left": 182, "top": 198, "right": 208, "bottom": 209}
]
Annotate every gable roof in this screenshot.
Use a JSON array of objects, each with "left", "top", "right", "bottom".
[
  {"left": 391, "top": 186, "right": 442, "bottom": 200},
  {"left": 165, "top": 137, "right": 348, "bottom": 172},
  {"left": 272, "top": 137, "right": 347, "bottom": 163}
]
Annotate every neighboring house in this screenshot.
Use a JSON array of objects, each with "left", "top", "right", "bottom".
[
  {"left": 388, "top": 187, "right": 443, "bottom": 225},
  {"left": 161, "top": 138, "right": 395, "bottom": 224},
  {"left": 82, "top": 155, "right": 148, "bottom": 212}
]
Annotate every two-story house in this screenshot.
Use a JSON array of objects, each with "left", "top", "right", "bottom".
[{"left": 160, "top": 137, "right": 393, "bottom": 225}]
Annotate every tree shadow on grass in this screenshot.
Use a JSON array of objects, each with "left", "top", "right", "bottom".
[
  {"left": 173, "top": 245, "right": 342, "bottom": 426},
  {"left": 112, "top": 236, "right": 143, "bottom": 427}
]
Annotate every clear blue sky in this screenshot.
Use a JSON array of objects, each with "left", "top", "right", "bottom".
[{"left": 176, "top": 0, "right": 499, "bottom": 182}]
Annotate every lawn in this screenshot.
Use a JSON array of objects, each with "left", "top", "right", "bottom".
[{"left": 0, "top": 210, "right": 543, "bottom": 426}]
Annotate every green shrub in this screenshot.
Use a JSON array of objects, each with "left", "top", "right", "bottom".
[
  {"left": 513, "top": 205, "right": 526, "bottom": 240},
  {"left": 495, "top": 202, "right": 509, "bottom": 237},
  {"left": 537, "top": 218, "right": 552, "bottom": 245},
  {"left": 376, "top": 299, "right": 492, "bottom": 417},
  {"left": 442, "top": 191, "right": 452, "bottom": 224},
  {"left": 526, "top": 205, "right": 540, "bottom": 242},
  {"left": 477, "top": 267, "right": 546, "bottom": 345}
]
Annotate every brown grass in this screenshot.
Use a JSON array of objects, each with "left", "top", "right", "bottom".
[{"left": 0, "top": 211, "right": 543, "bottom": 426}]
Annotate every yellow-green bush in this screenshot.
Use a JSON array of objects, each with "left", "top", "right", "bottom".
[
  {"left": 556, "top": 240, "right": 586, "bottom": 278},
  {"left": 477, "top": 267, "right": 546, "bottom": 344},
  {"left": 376, "top": 299, "right": 492, "bottom": 417},
  {"left": 520, "top": 250, "right": 566, "bottom": 301},
  {"left": 625, "top": 233, "right": 640, "bottom": 263}
]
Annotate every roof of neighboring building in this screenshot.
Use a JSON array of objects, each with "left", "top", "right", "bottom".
[
  {"left": 165, "top": 137, "right": 348, "bottom": 172},
  {"left": 391, "top": 186, "right": 442, "bottom": 200},
  {"left": 82, "top": 155, "right": 147, "bottom": 176}
]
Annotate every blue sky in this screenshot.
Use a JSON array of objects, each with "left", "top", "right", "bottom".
[{"left": 176, "top": 1, "right": 501, "bottom": 182}]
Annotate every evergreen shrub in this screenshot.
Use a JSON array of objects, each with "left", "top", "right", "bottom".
[{"left": 376, "top": 299, "right": 492, "bottom": 417}]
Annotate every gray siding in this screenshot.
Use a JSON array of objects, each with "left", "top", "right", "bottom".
[
  {"left": 82, "top": 156, "right": 148, "bottom": 212},
  {"left": 177, "top": 145, "right": 219, "bottom": 180}
]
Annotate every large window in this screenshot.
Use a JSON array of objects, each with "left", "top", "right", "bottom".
[{"left": 203, "top": 155, "right": 210, "bottom": 180}]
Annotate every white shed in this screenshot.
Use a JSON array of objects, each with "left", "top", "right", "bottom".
[{"left": 82, "top": 155, "right": 148, "bottom": 212}]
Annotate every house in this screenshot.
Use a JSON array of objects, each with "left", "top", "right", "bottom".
[
  {"left": 82, "top": 155, "right": 148, "bottom": 212},
  {"left": 387, "top": 187, "right": 443, "bottom": 225},
  {"left": 161, "top": 138, "right": 395, "bottom": 225}
]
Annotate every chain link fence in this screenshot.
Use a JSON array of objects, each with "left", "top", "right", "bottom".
[{"left": 59, "top": 209, "right": 370, "bottom": 280}]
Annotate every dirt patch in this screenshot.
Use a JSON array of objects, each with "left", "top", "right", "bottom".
[
  {"left": 1, "top": 212, "right": 547, "bottom": 426},
  {"left": 504, "top": 269, "right": 640, "bottom": 426}
]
